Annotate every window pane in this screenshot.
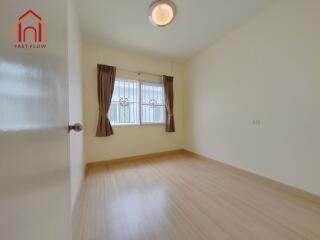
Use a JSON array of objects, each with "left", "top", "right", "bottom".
[
  {"left": 109, "top": 102, "right": 118, "bottom": 124},
  {"left": 141, "top": 105, "right": 165, "bottom": 123},
  {"left": 141, "top": 83, "right": 165, "bottom": 105},
  {"left": 109, "top": 78, "right": 139, "bottom": 125},
  {"left": 141, "top": 82, "right": 165, "bottom": 124}
]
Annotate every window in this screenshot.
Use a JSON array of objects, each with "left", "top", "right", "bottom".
[
  {"left": 108, "top": 78, "right": 165, "bottom": 126},
  {"left": 109, "top": 79, "right": 140, "bottom": 125},
  {"left": 141, "top": 82, "right": 165, "bottom": 124}
]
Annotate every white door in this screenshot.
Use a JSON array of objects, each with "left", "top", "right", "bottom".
[{"left": 0, "top": 1, "right": 71, "bottom": 240}]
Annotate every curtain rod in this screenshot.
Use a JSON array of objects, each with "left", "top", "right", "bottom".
[{"left": 117, "top": 67, "right": 164, "bottom": 78}]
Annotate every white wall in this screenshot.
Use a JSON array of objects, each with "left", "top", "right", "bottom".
[
  {"left": 67, "top": 0, "right": 84, "bottom": 209},
  {"left": 183, "top": 0, "right": 320, "bottom": 195},
  {"left": 82, "top": 44, "right": 184, "bottom": 163}
]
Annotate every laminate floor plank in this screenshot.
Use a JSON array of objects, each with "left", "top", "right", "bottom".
[{"left": 73, "top": 152, "right": 320, "bottom": 240}]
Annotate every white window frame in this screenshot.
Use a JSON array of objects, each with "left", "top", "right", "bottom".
[
  {"left": 140, "top": 81, "right": 166, "bottom": 125},
  {"left": 109, "top": 78, "right": 166, "bottom": 126},
  {"left": 109, "top": 78, "right": 140, "bottom": 126}
]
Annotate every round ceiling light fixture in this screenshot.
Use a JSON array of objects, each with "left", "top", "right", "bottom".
[{"left": 149, "top": 0, "right": 177, "bottom": 27}]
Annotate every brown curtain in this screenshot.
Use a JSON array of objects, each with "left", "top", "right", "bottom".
[
  {"left": 163, "top": 75, "right": 175, "bottom": 132},
  {"left": 96, "top": 64, "right": 116, "bottom": 137}
]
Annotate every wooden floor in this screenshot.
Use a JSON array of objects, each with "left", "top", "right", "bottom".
[{"left": 73, "top": 152, "right": 320, "bottom": 240}]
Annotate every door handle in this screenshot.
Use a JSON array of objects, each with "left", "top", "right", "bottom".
[{"left": 68, "top": 123, "right": 83, "bottom": 132}]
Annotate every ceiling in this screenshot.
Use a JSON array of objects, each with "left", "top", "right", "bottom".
[{"left": 77, "top": 0, "right": 275, "bottom": 62}]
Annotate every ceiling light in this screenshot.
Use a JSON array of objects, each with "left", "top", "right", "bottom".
[{"left": 149, "top": 0, "right": 176, "bottom": 27}]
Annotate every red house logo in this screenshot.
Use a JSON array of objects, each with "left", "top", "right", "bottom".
[{"left": 12, "top": 9, "right": 47, "bottom": 49}]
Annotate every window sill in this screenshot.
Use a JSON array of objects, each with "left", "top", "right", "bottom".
[
  {"left": 111, "top": 123, "right": 165, "bottom": 127},
  {"left": 141, "top": 123, "right": 165, "bottom": 126},
  {"left": 112, "top": 123, "right": 140, "bottom": 127}
]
